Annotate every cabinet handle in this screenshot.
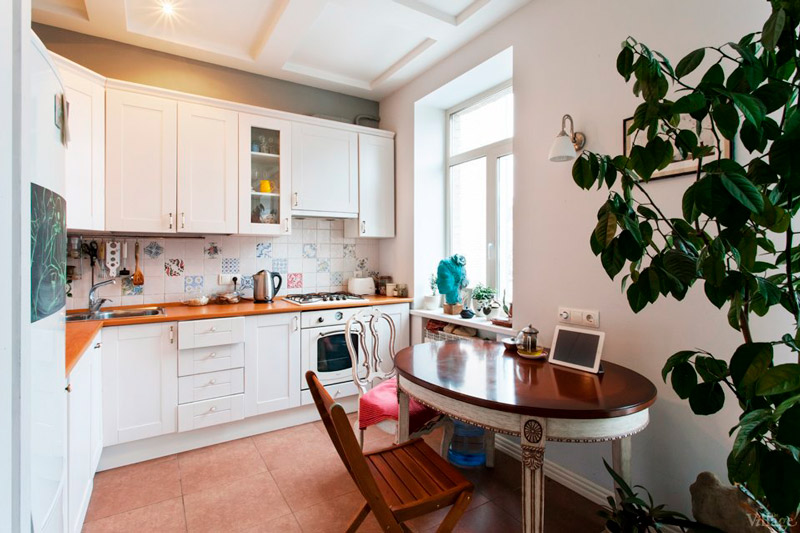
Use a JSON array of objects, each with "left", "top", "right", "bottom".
[
  {"left": 208, "top": 352, "right": 217, "bottom": 359},
  {"left": 209, "top": 406, "right": 217, "bottom": 413},
  {"left": 65, "top": 384, "right": 72, "bottom": 393},
  {"left": 208, "top": 379, "right": 216, "bottom": 386},
  {"left": 181, "top": 212, "right": 185, "bottom": 229},
  {"left": 209, "top": 327, "right": 217, "bottom": 333},
  {"left": 293, "top": 192, "right": 299, "bottom": 207},
  {"left": 361, "top": 220, "right": 366, "bottom": 234},
  {"left": 284, "top": 218, "right": 289, "bottom": 233},
  {"left": 169, "top": 326, "right": 174, "bottom": 344},
  {"left": 94, "top": 342, "right": 102, "bottom": 349},
  {"left": 169, "top": 212, "right": 173, "bottom": 229},
  {"left": 293, "top": 316, "right": 299, "bottom": 331}
]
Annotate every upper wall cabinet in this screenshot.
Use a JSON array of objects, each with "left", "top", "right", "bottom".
[
  {"left": 239, "top": 114, "right": 292, "bottom": 235},
  {"left": 177, "top": 102, "right": 238, "bottom": 233},
  {"left": 291, "top": 123, "right": 358, "bottom": 217},
  {"left": 345, "top": 134, "right": 395, "bottom": 238},
  {"left": 58, "top": 59, "right": 105, "bottom": 231},
  {"left": 106, "top": 89, "right": 178, "bottom": 233}
]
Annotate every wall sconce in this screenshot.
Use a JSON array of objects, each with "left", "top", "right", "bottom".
[{"left": 548, "top": 114, "right": 586, "bottom": 162}]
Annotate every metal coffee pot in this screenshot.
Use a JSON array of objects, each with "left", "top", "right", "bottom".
[{"left": 253, "top": 270, "right": 282, "bottom": 303}]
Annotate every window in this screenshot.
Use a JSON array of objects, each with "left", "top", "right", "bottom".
[{"left": 447, "top": 83, "right": 513, "bottom": 300}]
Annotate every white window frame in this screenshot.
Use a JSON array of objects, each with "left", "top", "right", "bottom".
[{"left": 445, "top": 81, "right": 513, "bottom": 291}]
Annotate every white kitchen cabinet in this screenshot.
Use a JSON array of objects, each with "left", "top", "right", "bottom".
[
  {"left": 105, "top": 89, "right": 177, "bottom": 233},
  {"left": 239, "top": 113, "right": 292, "bottom": 235},
  {"left": 345, "top": 134, "right": 395, "bottom": 238},
  {"left": 66, "top": 332, "right": 102, "bottom": 533},
  {"left": 177, "top": 102, "right": 238, "bottom": 233},
  {"left": 58, "top": 58, "right": 105, "bottom": 231},
  {"left": 102, "top": 323, "right": 178, "bottom": 445},
  {"left": 291, "top": 123, "right": 358, "bottom": 217},
  {"left": 244, "top": 313, "right": 301, "bottom": 416},
  {"left": 89, "top": 333, "right": 103, "bottom": 471}
]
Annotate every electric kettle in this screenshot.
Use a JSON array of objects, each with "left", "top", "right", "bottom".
[{"left": 253, "top": 270, "right": 282, "bottom": 303}]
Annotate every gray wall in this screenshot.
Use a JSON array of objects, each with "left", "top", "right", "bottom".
[{"left": 32, "top": 23, "right": 379, "bottom": 124}]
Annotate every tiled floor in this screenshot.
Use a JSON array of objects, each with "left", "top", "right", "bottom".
[{"left": 83, "top": 416, "right": 605, "bottom": 532}]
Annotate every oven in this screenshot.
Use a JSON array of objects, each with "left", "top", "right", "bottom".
[{"left": 301, "top": 308, "right": 366, "bottom": 390}]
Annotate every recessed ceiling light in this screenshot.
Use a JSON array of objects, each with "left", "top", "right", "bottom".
[{"left": 160, "top": 1, "right": 174, "bottom": 16}]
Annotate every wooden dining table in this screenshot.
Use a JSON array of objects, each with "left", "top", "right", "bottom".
[{"left": 395, "top": 339, "right": 657, "bottom": 533}]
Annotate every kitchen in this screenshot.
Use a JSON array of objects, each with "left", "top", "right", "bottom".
[{"left": 5, "top": 1, "right": 796, "bottom": 532}]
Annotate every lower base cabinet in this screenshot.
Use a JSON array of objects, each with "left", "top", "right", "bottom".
[
  {"left": 67, "top": 331, "right": 103, "bottom": 533},
  {"left": 244, "top": 313, "right": 301, "bottom": 416},
  {"left": 102, "top": 322, "right": 178, "bottom": 446}
]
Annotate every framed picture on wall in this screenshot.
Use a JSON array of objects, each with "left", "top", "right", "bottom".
[{"left": 622, "top": 115, "right": 732, "bottom": 179}]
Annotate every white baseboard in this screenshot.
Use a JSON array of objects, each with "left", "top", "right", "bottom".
[{"left": 494, "top": 435, "right": 683, "bottom": 533}]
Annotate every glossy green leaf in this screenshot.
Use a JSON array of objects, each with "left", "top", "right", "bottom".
[
  {"left": 595, "top": 209, "right": 618, "bottom": 247},
  {"left": 755, "top": 364, "right": 800, "bottom": 396},
  {"left": 776, "top": 405, "right": 800, "bottom": 447},
  {"left": 675, "top": 48, "right": 705, "bottom": 78},
  {"left": 689, "top": 382, "right": 725, "bottom": 415},
  {"left": 712, "top": 102, "right": 740, "bottom": 140},
  {"left": 761, "top": 8, "right": 786, "bottom": 49},
  {"left": 662, "top": 350, "right": 697, "bottom": 381},
  {"left": 761, "top": 449, "right": 800, "bottom": 517},
  {"left": 663, "top": 249, "right": 698, "bottom": 284},
  {"left": 616, "top": 46, "right": 634, "bottom": 81},
  {"left": 672, "top": 362, "right": 698, "bottom": 399},
  {"left": 695, "top": 356, "right": 728, "bottom": 382},
  {"left": 720, "top": 173, "right": 765, "bottom": 213},
  {"left": 730, "top": 343, "right": 773, "bottom": 389},
  {"left": 672, "top": 93, "right": 706, "bottom": 115},
  {"left": 732, "top": 93, "right": 766, "bottom": 129},
  {"left": 572, "top": 157, "right": 595, "bottom": 190}
]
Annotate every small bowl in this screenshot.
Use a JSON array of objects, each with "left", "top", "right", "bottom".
[
  {"left": 182, "top": 295, "right": 209, "bottom": 306},
  {"left": 501, "top": 337, "right": 518, "bottom": 351}
]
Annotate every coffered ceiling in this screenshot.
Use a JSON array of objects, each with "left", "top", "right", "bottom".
[{"left": 32, "top": 0, "right": 530, "bottom": 99}]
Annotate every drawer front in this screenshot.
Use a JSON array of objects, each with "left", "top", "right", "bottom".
[
  {"left": 178, "top": 317, "right": 245, "bottom": 349},
  {"left": 178, "top": 343, "right": 244, "bottom": 376},
  {"left": 178, "top": 368, "right": 244, "bottom": 404},
  {"left": 177, "top": 394, "right": 244, "bottom": 432}
]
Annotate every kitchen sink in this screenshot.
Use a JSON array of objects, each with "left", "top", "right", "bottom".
[{"left": 66, "top": 307, "right": 166, "bottom": 322}]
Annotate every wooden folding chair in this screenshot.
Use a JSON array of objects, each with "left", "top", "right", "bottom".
[{"left": 305, "top": 370, "right": 474, "bottom": 533}]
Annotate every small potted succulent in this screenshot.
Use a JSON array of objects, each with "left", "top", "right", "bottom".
[
  {"left": 422, "top": 274, "right": 441, "bottom": 310},
  {"left": 471, "top": 283, "right": 497, "bottom": 315}
]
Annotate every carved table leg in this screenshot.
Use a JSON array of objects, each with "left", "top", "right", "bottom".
[
  {"left": 398, "top": 388, "right": 410, "bottom": 443},
  {"left": 521, "top": 417, "right": 546, "bottom": 533},
  {"left": 484, "top": 430, "right": 495, "bottom": 468},
  {"left": 440, "top": 418, "right": 454, "bottom": 458},
  {"left": 612, "top": 436, "right": 632, "bottom": 487}
]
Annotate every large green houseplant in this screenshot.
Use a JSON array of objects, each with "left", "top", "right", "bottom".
[{"left": 571, "top": 0, "right": 800, "bottom": 523}]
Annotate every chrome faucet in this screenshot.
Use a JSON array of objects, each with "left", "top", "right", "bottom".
[{"left": 88, "top": 279, "right": 116, "bottom": 315}]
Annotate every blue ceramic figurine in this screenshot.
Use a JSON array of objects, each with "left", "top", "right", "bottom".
[{"left": 436, "top": 254, "right": 468, "bottom": 305}]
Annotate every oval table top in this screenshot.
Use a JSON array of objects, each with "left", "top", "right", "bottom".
[{"left": 396, "top": 340, "right": 657, "bottom": 419}]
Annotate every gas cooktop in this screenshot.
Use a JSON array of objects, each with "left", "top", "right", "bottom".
[{"left": 284, "top": 292, "right": 369, "bottom": 306}]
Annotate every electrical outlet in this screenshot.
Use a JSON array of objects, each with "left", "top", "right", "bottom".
[
  {"left": 558, "top": 306, "right": 600, "bottom": 328},
  {"left": 582, "top": 309, "right": 600, "bottom": 328},
  {"left": 558, "top": 307, "right": 571, "bottom": 323},
  {"left": 218, "top": 274, "right": 233, "bottom": 285}
]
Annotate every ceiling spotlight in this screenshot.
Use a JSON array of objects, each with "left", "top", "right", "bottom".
[{"left": 161, "top": 1, "right": 174, "bottom": 16}]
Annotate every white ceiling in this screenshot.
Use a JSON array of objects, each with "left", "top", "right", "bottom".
[{"left": 32, "top": 0, "right": 530, "bottom": 100}]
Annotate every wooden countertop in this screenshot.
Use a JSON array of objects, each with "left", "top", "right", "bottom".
[
  {"left": 65, "top": 321, "right": 103, "bottom": 376},
  {"left": 65, "top": 295, "right": 412, "bottom": 375}
]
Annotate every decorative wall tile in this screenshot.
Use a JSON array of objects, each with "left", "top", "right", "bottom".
[
  {"left": 331, "top": 272, "right": 344, "bottom": 286},
  {"left": 343, "top": 244, "right": 356, "bottom": 258},
  {"left": 221, "top": 258, "right": 240, "bottom": 274},
  {"left": 357, "top": 258, "right": 368, "bottom": 270},
  {"left": 287, "top": 273, "right": 303, "bottom": 289},
  {"left": 122, "top": 276, "right": 143, "bottom": 295},
  {"left": 144, "top": 241, "right": 164, "bottom": 259},
  {"left": 205, "top": 242, "right": 222, "bottom": 258},
  {"left": 317, "top": 259, "right": 330, "bottom": 273},
  {"left": 240, "top": 275, "right": 254, "bottom": 289},
  {"left": 302, "top": 244, "right": 317, "bottom": 258},
  {"left": 165, "top": 258, "right": 185, "bottom": 277},
  {"left": 271, "top": 258, "right": 288, "bottom": 275},
  {"left": 256, "top": 242, "right": 272, "bottom": 258},
  {"left": 184, "top": 275, "right": 204, "bottom": 293}
]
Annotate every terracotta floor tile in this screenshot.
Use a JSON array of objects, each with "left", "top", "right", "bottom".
[
  {"left": 83, "top": 497, "right": 186, "bottom": 533},
  {"left": 423, "top": 501, "right": 520, "bottom": 533},
  {"left": 183, "top": 472, "right": 291, "bottom": 533},
  {"left": 178, "top": 437, "right": 267, "bottom": 494},
  {"left": 269, "top": 453, "right": 357, "bottom": 512},
  {"left": 85, "top": 458, "right": 182, "bottom": 521},
  {"left": 239, "top": 513, "right": 303, "bottom": 532},
  {"left": 252, "top": 422, "right": 337, "bottom": 471},
  {"left": 293, "top": 490, "right": 383, "bottom": 533},
  {"left": 405, "top": 491, "right": 489, "bottom": 532}
]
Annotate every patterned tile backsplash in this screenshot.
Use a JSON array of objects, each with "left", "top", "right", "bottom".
[{"left": 65, "top": 219, "right": 380, "bottom": 310}]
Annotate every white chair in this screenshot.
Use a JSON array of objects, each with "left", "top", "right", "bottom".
[{"left": 345, "top": 308, "right": 453, "bottom": 455}]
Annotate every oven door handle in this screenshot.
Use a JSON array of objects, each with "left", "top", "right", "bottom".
[{"left": 317, "top": 330, "right": 349, "bottom": 339}]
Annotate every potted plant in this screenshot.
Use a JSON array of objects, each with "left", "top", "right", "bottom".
[
  {"left": 422, "top": 274, "right": 440, "bottom": 310},
  {"left": 471, "top": 283, "right": 497, "bottom": 314},
  {"left": 571, "top": 3, "right": 800, "bottom": 525},
  {"left": 600, "top": 461, "right": 720, "bottom": 533}
]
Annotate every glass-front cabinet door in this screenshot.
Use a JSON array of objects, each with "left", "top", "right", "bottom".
[{"left": 239, "top": 114, "right": 292, "bottom": 235}]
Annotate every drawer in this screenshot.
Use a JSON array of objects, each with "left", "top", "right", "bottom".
[
  {"left": 178, "top": 317, "right": 245, "bottom": 349},
  {"left": 179, "top": 368, "right": 244, "bottom": 404},
  {"left": 178, "top": 394, "right": 244, "bottom": 432},
  {"left": 178, "top": 343, "right": 244, "bottom": 376}
]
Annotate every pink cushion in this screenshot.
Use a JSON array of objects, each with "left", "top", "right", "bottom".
[{"left": 358, "top": 377, "right": 438, "bottom": 433}]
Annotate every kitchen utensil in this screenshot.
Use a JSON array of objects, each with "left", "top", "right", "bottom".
[
  {"left": 119, "top": 241, "right": 130, "bottom": 276},
  {"left": 516, "top": 325, "right": 544, "bottom": 359},
  {"left": 253, "top": 270, "right": 283, "bottom": 303},
  {"left": 132, "top": 241, "right": 144, "bottom": 286},
  {"left": 106, "top": 241, "right": 120, "bottom": 277},
  {"left": 348, "top": 277, "right": 375, "bottom": 296},
  {"left": 81, "top": 240, "right": 98, "bottom": 267}
]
